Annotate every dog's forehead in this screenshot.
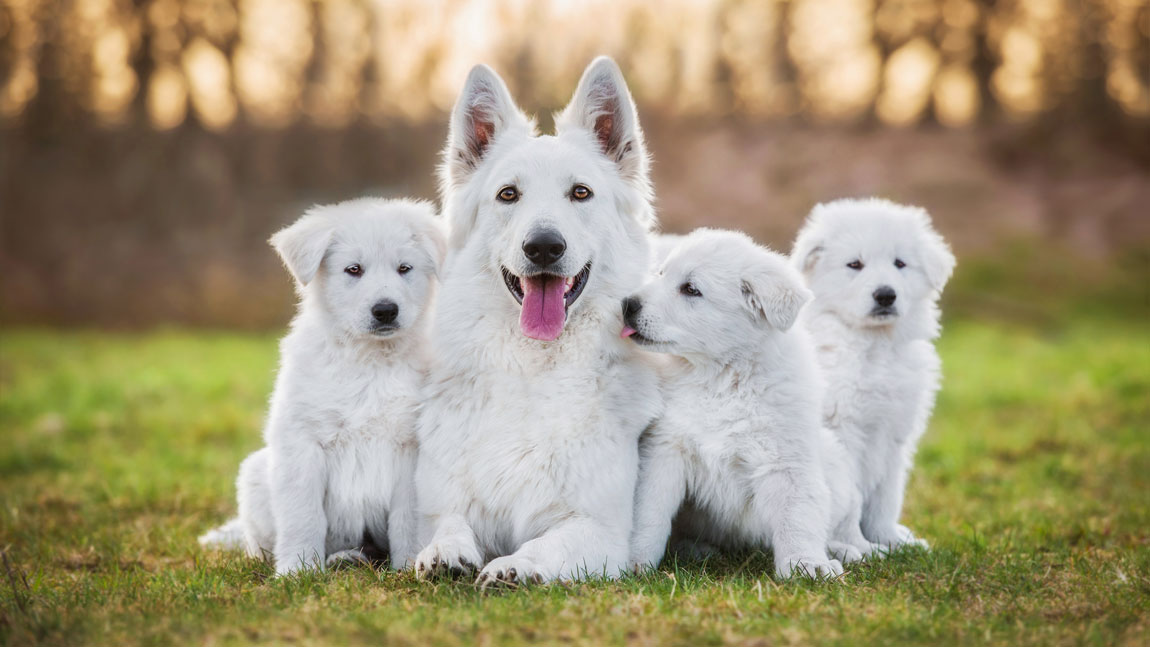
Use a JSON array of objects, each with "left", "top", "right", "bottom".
[
  {"left": 825, "top": 216, "right": 918, "bottom": 258},
  {"left": 331, "top": 215, "right": 419, "bottom": 258},
  {"left": 490, "top": 135, "right": 609, "bottom": 185}
]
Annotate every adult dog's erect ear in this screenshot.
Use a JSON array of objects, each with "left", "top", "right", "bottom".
[
  {"left": 270, "top": 209, "right": 335, "bottom": 286},
  {"left": 741, "top": 258, "right": 813, "bottom": 331},
  {"left": 558, "top": 56, "right": 650, "bottom": 194},
  {"left": 441, "top": 64, "right": 531, "bottom": 192}
]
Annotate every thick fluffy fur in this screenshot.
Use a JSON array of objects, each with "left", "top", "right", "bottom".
[
  {"left": 200, "top": 198, "right": 445, "bottom": 575},
  {"left": 624, "top": 229, "right": 848, "bottom": 578},
  {"left": 413, "top": 57, "right": 661, "bottom": 585},
  {"left": 791, "top": 198, "right": 955, "bottom": 550}
]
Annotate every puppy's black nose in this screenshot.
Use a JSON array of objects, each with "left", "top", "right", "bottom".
[
  {"left": 371, "top": 300, "right": 399, "bottom": 324},
  {"left": 523, "top": 229, "right": 566, "bottom": 266},
  {"left": 621, "top": 296, "right": 642, "bottom": 325},
  {"left": 873, "top": 286, "right": 897, "bottom": 307}
]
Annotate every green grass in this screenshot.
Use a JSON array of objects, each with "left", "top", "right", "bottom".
[{"left": 2, "top": 313, "right": 1148, "bottom": 646}]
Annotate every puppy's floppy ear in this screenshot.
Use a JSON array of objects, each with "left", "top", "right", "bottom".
[
  {"left": 269, "top": 209, "right": 335, "bottom": 286},
  {"left": 790, "top": 210, "right": 825, "bottom": 278},
  {"left": 418, "top": 217, "right": 449, "bottom": 277},
  {"left": 741, "top": 258, "right": 813, "bottom": 331},
  {"left": 558, "top": 57, "right": 651, "bottom": 197},
  {"left": 916, "top": 212, "right": 956, "bottom": 292}
]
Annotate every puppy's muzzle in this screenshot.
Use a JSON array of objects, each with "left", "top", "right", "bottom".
[
  {"left": 622, "top": 296, "right": 642, "bottom": 329},
  {"left": 870, "top": 285, "right": 898, "bottom": 317}
]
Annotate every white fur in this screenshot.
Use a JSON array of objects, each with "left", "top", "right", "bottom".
[
  {"left": 199, "top": 198, "right": 446, "bottom": 575},
  {"left": 791, "top": 198, "right": 955, "bottom": 551},
  {"left": 413, "top": 57, "right": 661, "bottom": 585},
  {"left": 625, "top": 229, "right": 846, "bottom": 579}
]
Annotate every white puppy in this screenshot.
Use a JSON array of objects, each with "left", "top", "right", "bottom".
[
  {"left": 624, "top": 228, "right": 847, "bottom": 579},
  {"left": 200, "top": 198, "right": 445, "bottom": 575},
  {"left": 791, "top": 198, "right": 955, "bottom": 550},
  {"left": 412, "top": 58, "right": 661, "bottom": 585}
]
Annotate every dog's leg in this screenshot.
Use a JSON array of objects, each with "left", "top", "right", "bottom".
[
  {"left": 753, "top": 467, "right": 843, "bottom": 580},
  {"left": 269, "top": 441, "right": 329, "bottom": 576},
  {"left": 385, "top": 446, "right": 419, "bottom": 571},
  {"left": 414, "top": 513, "right": 483, "bottom": 580},
  {"left": 476, "top": 517, "right": 627, "bottom": 586},
  {"left": 629, "top": 443, "right": 686, "bottom": 573},
  {"left": 236, "top": 448, "right": 276, "bottom": 558},
  {"left": 861, "top": 466, "right": 928, "bottom": 552}
]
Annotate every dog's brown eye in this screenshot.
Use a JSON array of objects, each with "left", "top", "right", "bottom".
[
  {"left": 680, "top": 282, "right": 702, "bottom": 297},
  {"left": 397, "top": 263, "right": 412, "bottom": 275},
  {"left": 344, "top": 264, "right": 362, "bottom": 276},
  {"left": 847, "top": 260, "right": 864, "bottom": 270},
  {"left": 571, "top": 184, "right": 592, "bottom": 201},
  {"left": 894, "top": 259, "right": 906, "bottom": 269},
  {"left": 497, "top": 186, "right": 519, "bottom": 203}
]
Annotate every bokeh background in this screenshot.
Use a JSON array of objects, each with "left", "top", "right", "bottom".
[{"left": 1, "top": 0, "right": 1148, "bottom": 327}]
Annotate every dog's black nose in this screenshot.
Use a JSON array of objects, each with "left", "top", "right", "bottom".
[
  {"left": 371, "top": 300, "right": 399, "bottom": 324},
  {"left": 873, "top": 286, "right": 897, "bottom": 307},
  {"left": 523, "top": 229, "right": 566, "bottom": 266},
  {"left": 621, "top": 296, "right": 642, "bottom": 325}
]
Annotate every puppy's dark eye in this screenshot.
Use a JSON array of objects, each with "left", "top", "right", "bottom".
[
  {"left": 397, "top": 263, "right": 413, "bottom": 275},
  {"left": 894, "top": 259, "right": 906, "bottom": 269},
  {"left": 497, "top": 186, "right": 519, "bottom": 203},
  {"left": 847, "top": 260, "right": 864, "bottom": 270},
  {"left": 344, "top": 264, "right": 362, "bottom": 276},
  {"left": 680, "top": 282, "right": 702, "bottom": 297},
  {"left": 571, "top": 184, "right": 593, "bottom": 201}
]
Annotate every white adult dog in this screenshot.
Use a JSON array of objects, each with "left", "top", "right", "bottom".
[
  {"left": 412, "top": 57, "right": 661, "bottom": 585},
  {"left": 623, "top": 229, "right": 860, "bottom": 578},
  {"left": 791, "top": 198, "right": 955, "bottom": 551},
  {"left": 199, "top": 198, "right": 445, "bottom": 575}
]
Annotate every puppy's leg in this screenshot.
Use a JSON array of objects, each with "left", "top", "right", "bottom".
[
  {"left": 861, "top": 467, "right": 929, "bottom": 551},
  {"left": 414, "top": 513, "right": 483, "bottom": 580},
  {"left": 198, "top": 517, "right": 245, "bottom": 550},
  {"left": 629, "top": 442, "right": 686, "bottom": 572},
  {"left": 476, "top": 517, "right": 627, "bottom": 586},
  {"left": 754, "top": 467, "right": 842, "bottom": 579},
  {"left": 385, "top": 446, "right": 419, "bottom": 570},
  {"left": 269, "top": 441, "right": 329, "bottom": 575},
  {"left": 236, "top": 448, "right": 276, "bottom": 558}
]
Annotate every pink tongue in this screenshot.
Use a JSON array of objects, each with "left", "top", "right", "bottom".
[
  {"left": 620, "top": 326, "right": 637, "bottom": 339},
  {"left": 520, "top": 275, "right": 567, "bottom": 341}
]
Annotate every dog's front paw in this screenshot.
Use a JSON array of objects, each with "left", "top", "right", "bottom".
[
  {"left": 776, "top": 555, "right": 843, "bottom": 580},
  {"left": 827, "top": 541, "right": 864, "bottom": 564},
  {"left": 325, "top": 549, "right": 372, "bottom": 570},
  {"left": 414, "top": 540, "right": 482, "bottom": 581},
  {"left": 476, "top": 555, "right": 546, "bottom": 589},
  {"left": 871, "top": 525, "right": 930, "bottom": 553}
]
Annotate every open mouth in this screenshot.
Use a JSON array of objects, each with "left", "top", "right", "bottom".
[{"left": 501, "top": 262, "right": 592, "bottom": 341}]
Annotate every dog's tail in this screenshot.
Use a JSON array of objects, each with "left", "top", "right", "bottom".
[{"left": 198, "top": 517, "right": 245, "bottom": 550}]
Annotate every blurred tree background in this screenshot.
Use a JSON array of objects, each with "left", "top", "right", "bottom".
[{"left": 1, "top": 0, "right": 1148, "bottom": 327}]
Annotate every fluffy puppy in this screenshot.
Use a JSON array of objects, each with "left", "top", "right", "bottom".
[
  {"left": 200, "top": 198, "right": 445, "bottom": 575},
  {"left": 624, "top": 228, "right": 845, "bottom": 579},
  {"left": 791, "top": 198, "right": 955, "bottom": 550}
]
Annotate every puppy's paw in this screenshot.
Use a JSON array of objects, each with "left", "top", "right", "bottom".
[
  {"left": 413, "top": 540, "right": 481, "bottom": 581},
  {"left": 776, "top": 555, "right": 844, "bottom": 580},
  {"left": 476, "top": 555, "right": 546, "bottom": 589},
  {"left": 325, "top": 549, "right": 372, "bottom": 570},
  {"left": 871, "top": 525, "right": 930, "bottom": 553},
  {"left": 827, "top": 541, "right": 864, "bottom": 564}
]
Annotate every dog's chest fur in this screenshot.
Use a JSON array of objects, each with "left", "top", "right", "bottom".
[{"left": 818, "top": 332, "right": 939, "bottom": 488}]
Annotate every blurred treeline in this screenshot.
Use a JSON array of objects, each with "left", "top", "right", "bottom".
[{"left": 1, "top": 0, "right": 1148, "bottom": 327}]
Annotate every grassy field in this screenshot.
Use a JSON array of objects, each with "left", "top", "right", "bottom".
[{"left": 2, "top": 276, "right": 1149, "bottom": 645}]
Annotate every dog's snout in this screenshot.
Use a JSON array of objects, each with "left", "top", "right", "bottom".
[
  {"left": 621, "top": 296, "right": 642, "bottom": 325},
  {"left": 872, "top": 286, "right": 897, "bottom": 307},
  {"left": 523, "top": 229, "right": 567, "bottom": 266},
  {"left": 371, "top": 300, "right": 399, "bottom": 324}
]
